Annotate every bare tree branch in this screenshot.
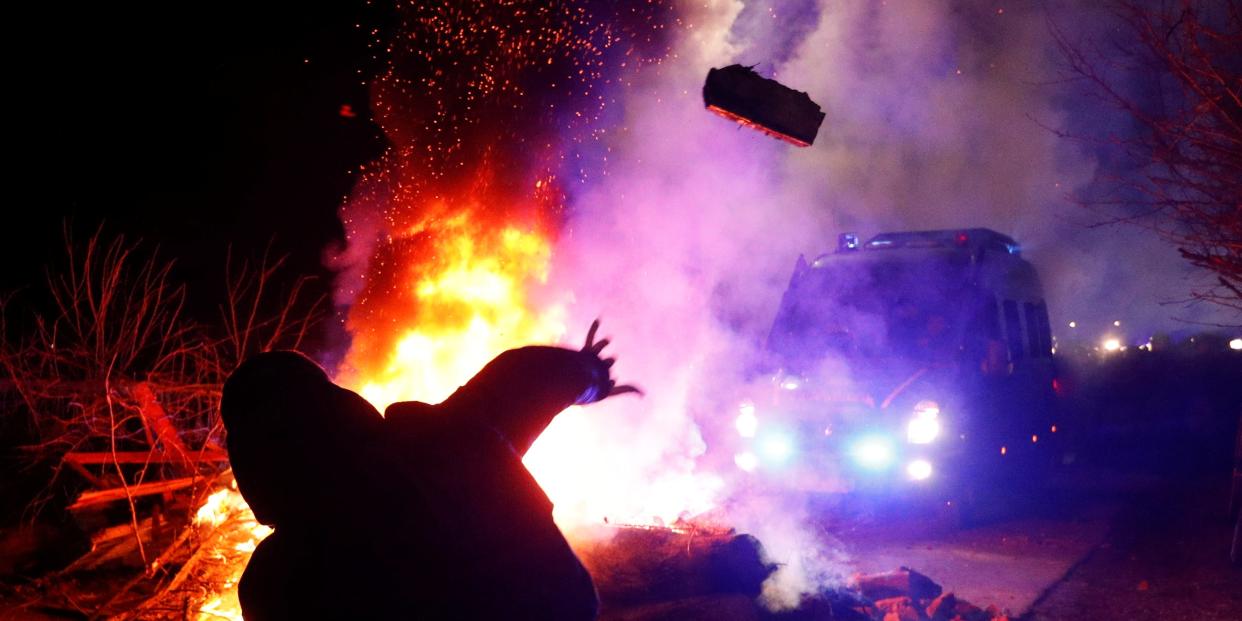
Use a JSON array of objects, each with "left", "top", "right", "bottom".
[{"left": 1055, "top": 0, "right": 1242, "bottom": 317}]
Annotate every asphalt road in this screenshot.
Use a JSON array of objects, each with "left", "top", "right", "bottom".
[
  {"left": 1021, "top": 472, "right": 1242, "bottom": 620},
  {"left": 820, "top": 461, "right": 1242, "bottom": 619}
]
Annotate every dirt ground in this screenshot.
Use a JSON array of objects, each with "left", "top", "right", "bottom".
[{"left": 1021, "top": 474, "right": 1242, "bottom": 620}]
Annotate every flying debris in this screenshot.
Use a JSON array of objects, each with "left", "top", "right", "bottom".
[{"left": 702, "top": 64, "right": 826, "bottom": 147}]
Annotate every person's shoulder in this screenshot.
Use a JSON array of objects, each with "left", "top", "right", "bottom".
[{"left": 383, "top": 400, "right": 436, "bottom": 421}]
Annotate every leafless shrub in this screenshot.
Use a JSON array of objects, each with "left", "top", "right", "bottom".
[
  {"left": 0, "top": 226, "right": 212, "bottom": 523},
  {"left": 0, "top": 224, "right": 323, "bottom": 539},
  {"left": 1053, "top": 0, "right": 1242, "bottom": 317},
  {"left": 0, "top": 224, "right": 324, "bottom": 616}
]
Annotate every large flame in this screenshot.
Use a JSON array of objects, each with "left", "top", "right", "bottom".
[{"left": 337, "top": 209, "right": 568, "bottom": 406}]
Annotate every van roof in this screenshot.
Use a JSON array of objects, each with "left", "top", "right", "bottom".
[
  {"left": 863, "top": 229, "right": 1019, "bottom": 253},
  {"left": 816, "top": 228, "right": 1020, "bottom": 266}
]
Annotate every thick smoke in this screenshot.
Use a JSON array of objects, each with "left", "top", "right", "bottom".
[
  {"left": 540, "top": 0, "right": 1227, "bottom": 606},
  {"left": 539, "top": 0, "right": 843, "bottom": 604},
  {"left": 772, "top": 1, "right": 1227, "bottom": 337}
]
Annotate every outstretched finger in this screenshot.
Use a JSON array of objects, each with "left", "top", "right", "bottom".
[
  {"left": 609, "top": 384, "right": 644, "bottom": 398},
  {"left": 583, "top": 319, "right": 601, "bottom": 350},
  {"left": 588, "top": 338, "right": 610, "bottom": 356}
]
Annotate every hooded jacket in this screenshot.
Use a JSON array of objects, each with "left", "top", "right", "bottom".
[{"left": 223, "top": 347, "right": 606, "bottom": 620}]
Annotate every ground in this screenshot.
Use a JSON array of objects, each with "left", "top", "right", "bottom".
[
  {"left": 1021, "top": 471, "right": 1242, "bottom": 619},
  {"left": 824, "top": 450, "right": 1242, "bottom": 619}
]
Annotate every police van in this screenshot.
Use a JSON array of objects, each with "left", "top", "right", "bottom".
[{"left": 723, "top": 229, "right": 1060, "bottom": 511}]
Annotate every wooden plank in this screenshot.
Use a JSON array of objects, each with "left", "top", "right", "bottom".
[
  {"left": 69, "top": 477, "right": 201, "bottom": 510},
  {"left": 133, "top": 381, "right": 193, "bottom": 468},
  {"left": 64, "top": 450, "right": 229, "bottom": 465}
]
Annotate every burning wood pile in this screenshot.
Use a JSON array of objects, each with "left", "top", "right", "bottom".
[{"left": 0, "top": 475, "right": 266, "bottom": 619}]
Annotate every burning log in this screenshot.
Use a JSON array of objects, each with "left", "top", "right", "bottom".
[
  {"left": 574, "top": 526, "right": 774, "bottom": 610},
  {"left": 703, "top": 64, "right": 826, "bottom": 147}
]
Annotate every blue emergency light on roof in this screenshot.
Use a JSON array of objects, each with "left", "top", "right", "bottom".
[
  {"left": 860, "top": 229, "right": 1021, "bottom": 256},
  {"left": 837, "top": 233, "right": 860, "bottom": 252}
]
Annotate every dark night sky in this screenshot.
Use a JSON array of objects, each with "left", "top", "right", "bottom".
[{"left": 5, "top": 2, "right": 389, "bottom": 324}]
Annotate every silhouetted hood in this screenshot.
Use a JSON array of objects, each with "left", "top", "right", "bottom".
[{"left": 221, "top": 350, "right": 383, "bottom": 526}]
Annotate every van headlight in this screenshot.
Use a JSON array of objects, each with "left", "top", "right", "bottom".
[
  {"left": 850, "top": 435, "right": 896, "bottom": 470},
  {"left": 906, "top": 400, "right": 941, "bottom": 444}
]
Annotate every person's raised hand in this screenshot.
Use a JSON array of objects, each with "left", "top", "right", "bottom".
[{"left": 581, "top": 319, "right": 643, "bottom": 399}]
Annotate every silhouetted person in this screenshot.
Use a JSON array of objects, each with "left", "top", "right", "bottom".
[
  {"left": 222, "top": 321, "right": 636, "bottom": 619},
  {"left": 221, "top": 350, "right": 392, "bottom": 618}
]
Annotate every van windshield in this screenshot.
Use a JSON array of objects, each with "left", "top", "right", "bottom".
[{"left": 767, "top": 254, "right": 975, "bottom": 368}]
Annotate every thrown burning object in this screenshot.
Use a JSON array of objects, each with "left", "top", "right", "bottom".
[{"left": 703, "top": 64, "right": 826, "bottom": 147}]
